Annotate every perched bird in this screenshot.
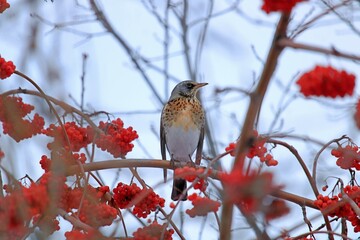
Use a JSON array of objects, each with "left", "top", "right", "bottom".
[{"left": 160, "top": 80, "right": 207, "bottom": 201}]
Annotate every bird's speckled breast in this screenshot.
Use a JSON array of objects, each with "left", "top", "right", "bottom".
[{"left": 161, "top": 97, "right": 204, "bottom": 131}]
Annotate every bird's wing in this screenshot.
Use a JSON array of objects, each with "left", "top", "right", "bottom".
[
  {"left": 195, "top": 125, "right": 205, "bottom": 165},
  {"left": 160, "top": 117, "right": 167, "bottom": 182}
]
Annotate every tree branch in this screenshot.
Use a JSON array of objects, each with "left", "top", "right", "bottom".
[
  {"left": 278, "top": 38, "right": 360, "bottom": 62},
  {"left": 220, "top": 12, "right": 291, "bottom": 240}
]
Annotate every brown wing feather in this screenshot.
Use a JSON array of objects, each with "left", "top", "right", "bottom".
[{"left": 160, "top": 117, "right": 167, "bottom": 182}]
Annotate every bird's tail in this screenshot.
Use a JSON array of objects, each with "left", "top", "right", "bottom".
[{"left": 171, "top": 178, "right": 187, "bottom": 201}]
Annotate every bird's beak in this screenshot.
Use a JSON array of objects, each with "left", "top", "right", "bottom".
[{"left": 194, "top": 82, "right": 208, "bottom": 89}]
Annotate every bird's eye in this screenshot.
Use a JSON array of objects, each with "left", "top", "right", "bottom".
[{"left": 186, "top": 83, "right": 193, "bottom": 88}]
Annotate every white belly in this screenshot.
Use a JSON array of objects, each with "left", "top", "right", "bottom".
[{"left": 165, "top": 125, "right": 200, "bottom": 162}]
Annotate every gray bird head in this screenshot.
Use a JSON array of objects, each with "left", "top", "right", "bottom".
[{"left": 169, "top": 80, "right": 208, "bottom": 100}]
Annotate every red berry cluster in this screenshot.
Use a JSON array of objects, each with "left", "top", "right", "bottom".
[
  {"left": 41, "top": 118, "right": 138, "bottom": 159},
  {"left": 90, "top": 118, "right": 138, "bottom": 158},
  {"left": 97, "top": 185, "right": 110, "bottom": 198},
  {"left": 185, "top": 193, "right": 221, "bottom": 218},
  {"left": 43, "top": 122, "right": 91, "bottom": 152},
  {"left": 225, "top": 142, "right": 236, "bottom": 156},
  {"left": 314, "top": 195, "right": 345, "bottom": 217},
  {"left": 39, "top": 155, "right": 51, "bottom": 172},
  {"left": 0, "top": 96, "right": 45, "bottom": 142},
  {"left": 246, "top": 131, "right": 266, "bottom": 158},
  {"left": 0, "top": 56, "right": 15, "bottom": 78},
  {"left": 74, "top": 150, "right": 87, "bottom": 163},
  {"left": 260, "top": 153, "right": 278, "bottom": 166},
  {"left": 221, "top": 170, "right": 282, "bottom": 215},
  {"left": 314, "top": 185, "right": 360, "bottom": 232},
  {"left": 65, "top": 230, "right": 101, "bottom": 240},
  {"left": 113, "top": 182, "right": 141, "bottom": 208},
  {"left": 247, "top": 131, "right": 278, "bottom": 166},
  {"left": 4, "top": 113, "right": 44, "bottom": 142},
  {"left": 82, "top": 202, "right": 117, "bottom": 227},
  {"left": 0, "top": 191, "right": 28, "bottom": 239},
  {"left": 261, "top": 0, "right": 304, "bottom": 14},
  {"left": 38, "top": 172, "right": 68, "bottom": 194},
  {"left": 331, "top": 145, "right": 360, "bottom": 170},
  {"left": 0, "top": 172, "right": 68, "bottom": 239},
  {"left": 174, "top": 166, "right": 210, "bottom": 192},
  {"left": 264, "top": 199, "right": 290, "bottom": 222},
  {"left": 282, "top": 236, "right": 314, "bottom": 240},
  {"left": 113, "top": 182, "right": 165, "bottom": 218},
  {"left": 22, "top": 183, "right": 50, "bottom": 216},
  {"left": 225, "top": 130, "right": 278, "bottom": 166},
  {"left": 133, "top": 189, "right": 165, "bottom": 218},
  {"left": 32, "top": 174, "right": 117, "bottom": 230},
  {"left": 60, "top": 185, "right": 117, "bottom": 228},
  {"left": 33, "top": 215, "right": 60, "bottom": 235},
  {"left": 296, "top": 65, "right": 355, "bottom": 98},
  {"left": 339, "top": 185, "right": 360, "bottom": 232},
  {"left": 39, "top": 150, "right": 87, "bottom": 172},
  {"left": 132, "top": 221, "right": 174, "bottom": 240}
]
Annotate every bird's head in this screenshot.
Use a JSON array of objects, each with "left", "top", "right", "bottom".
[{"left": 169, "top": 80, "right": 208, "bottom": 100}]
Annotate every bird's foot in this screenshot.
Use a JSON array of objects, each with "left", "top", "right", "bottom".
[
  {"left": 185, "top": 161, "right": 196, "bottom": 167},
  {"left": 170, "top": 159, "right": 180, "bottom": 169},
  {"left": 171, "top": 160, "right": 196, "bottom": 168}
]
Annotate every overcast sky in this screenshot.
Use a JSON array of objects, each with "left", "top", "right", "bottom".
[{"left": 1, "top": 0, "right": 360, "bottom": 239}]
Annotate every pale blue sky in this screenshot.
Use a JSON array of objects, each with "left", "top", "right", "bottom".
[{"left": 1, "top": 0, "right": 360, "bottom": 239}]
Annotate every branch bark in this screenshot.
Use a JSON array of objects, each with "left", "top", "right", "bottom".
[
  {"left": 278, "top": 38, "right": 360, "bottom": 62},
  {"left": 220, "top": 12, "right": 291, "bottom": 240}
]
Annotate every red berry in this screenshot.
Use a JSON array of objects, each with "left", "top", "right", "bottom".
[{"left": 296, "top": 65, "right": 355, "bottom": 98}]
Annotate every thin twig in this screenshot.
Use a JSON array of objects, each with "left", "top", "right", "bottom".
[
  {"left": 267, "top": 138, "right": 336, "bottom": 239},
  {"left": 89, "top": 0, "right": 164, "bottom": 105},
  {"left": 164, "top": 0, "right": 171, "bottom": 99},
  {"left": 278, "top": 38, "right": 360, "bottom": 62},
  {"left": 0, "top": 170, "right": 3, "bottom": 198},
  {"left": 290, "top": 230, "right": 352, "bottom": 240},
  {"left": 320, "top": 0, "right": 360, "bottom": 36},
  {"left": 1, "top": 88, "right": 100, "bottom": 132},
  {"left": 158, "top": 208, "right": 186, "bottom": 240},
  {"left": 57, "top": 208, "right": 95, "bottom": 232},
  {"left": 341, "top": 217, "right": 348, "bottom": 239},
  {"left": 194, "top": 0, "right": 213, "bottom": 78},
  {"left": 180, "top": 0, "right": 194, "bottom": 80},
  {"left": 301, "top": 205, "right": 313, "bottom": 233},
  {"left": 188, "top": 0, "right": 240, "bottom": 27},
  {"left": 274, "top": 190, "right": 360, "bottom": 239},
  {"left": 291, "top": 0, "right": 352, "bottom": 38},
  {"left": 267, "top": 139, "right": 319, "bottom": 196},
  {"left": 312, "top": 135, "right": 349, "bottom": 188},
  {"left": 80, "top": 53, "right": 88, "bottom": 114}
]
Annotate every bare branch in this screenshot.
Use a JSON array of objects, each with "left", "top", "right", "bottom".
[
  {"left": 278, "top": 38, "right": 360, "bottom": 62},
  {"left": 220, "top": 13, "right": 291, "bottom": 240}
]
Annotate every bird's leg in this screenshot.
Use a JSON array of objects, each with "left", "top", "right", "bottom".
[
  {"left": 186, "top": 154, "right": 196, "bottom": 167},
  {"left": 170, "top": 154, "right": 176, "bottom": 169},
  {"left": 170, "top": 159, "right": 176, "bottom": 169},
  {"left": 170, "top": 155, "right": 183, "bottom": 168}
]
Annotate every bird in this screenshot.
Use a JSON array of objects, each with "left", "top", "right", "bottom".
[{"left": 160, "top": 80, "right": 207, "bottom": 201}]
